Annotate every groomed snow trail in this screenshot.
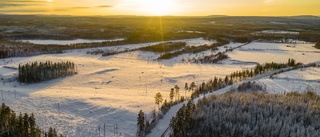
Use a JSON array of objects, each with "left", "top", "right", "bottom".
[{"left": 146, "top": 103, "right": 186, "bottom": 137}]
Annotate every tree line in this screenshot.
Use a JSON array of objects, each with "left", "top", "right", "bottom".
[
  {"left": 19, "top": 61, "right": 76, "bottom": 83},
  {"left": 191, "top": 52, "right": 229, "bottom": 64},
  {"left": 87, "top": 42, "right": 187, "bottom": 57},
  {"left": 158, "top": 39, "right": 229, "bottom": 60},
  {"left": 0, "top": 40, "right": 63, "bottom": 59},
  {"left": 139, "top": 42, "right": 186, "bottom": 53},
  {"left": 191, "top": 58, "right": 300, "bottom": 98},
  {"left": 315, "top": 41, "right": 320, "bottom": 49},
  {"left": 0, "top": 103, "right": 62, "bottom": 137}
]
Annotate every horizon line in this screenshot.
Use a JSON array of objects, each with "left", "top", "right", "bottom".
[{"left": 0, "top": 13, "right": 319, "bottom": 18}]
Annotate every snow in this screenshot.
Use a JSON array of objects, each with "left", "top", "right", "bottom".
[
  {"left": 18, "top": 38, "right": 125, "bottom": 45},
  {"left": 180, "top": 43, "right": 244, "bottom": 64},
  {"left": 256, "top": 30, "right": 299, "bottom": 35},
  {"left": 84, "top": 37, "right": 218, "bottom": 66},
  {"left": 177, "top": 31, "right": 205, "bottom": 34},
  {"left": 258, "top": 67, "right": 320, "bottom": 94},
  {"left": 227, "top": 42, "right": 320, "bottom": 64},
  {"left": 0, "top": 66, "right": 17, "bottom": 76},
  {"left": 239, "top": 42, "right": 317, "bottom": 52},
  {"left": 183, "top": 38, "right": 216, "bottom": 47},
  {"left": 146, "top": 103, "right": 186, "bottom": 137},
  {"left": 83, "top": 37, "right": 216, "bottom": 55},
  {"left": 1, "top": 38, "right": 320, "bottom": 137},
  {"left": 257, "top": 78, "right": 320, "bottom": 94},
  {"left": 0, "top": 38, "right": 243, "bottom": 137},
  {"left": 270, "top": 22, "right": 287, "bottom": 25},
  {"left": 274, "top": 67, "right": 320, "bottom": 81}
]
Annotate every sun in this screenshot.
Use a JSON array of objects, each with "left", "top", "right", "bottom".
[{"left": 139, "top": 0, "right": 176, "bottom": 16}]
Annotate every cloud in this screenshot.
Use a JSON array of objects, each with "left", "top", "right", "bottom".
[
  {"left": 72, "top": 7, "right": 90, "bottom": 9},
  {"left": 0, "top": 0, "right": 46, "bottom": 8},
  {"left": 0, "top": 9, "right": 48, "bottom": 13},
  {"left": 0, "top": 0, "right": 114, "bottom": 15},
  {"left": 71, "top": 5, "right": 114, "bottom": 9},
  {"left": 0, "top": 0, "right": 47, "bottom": 4},
  {"left": 0, "top": 4, "right": 26, "bottom": 8},
  {"left": 97, "top": 5, "right": 113, "bottom": 8},
  {"left": 265, "top": 0, "right": 274, "bottom": 4},
  {"left": 0, "top": 0, "right": 46, "bottom": 2},
  {"left": 57, "top": 5, "right": 113, "bottom": 11}
]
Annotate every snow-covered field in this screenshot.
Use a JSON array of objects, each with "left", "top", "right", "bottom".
[
  {"left": 255, "top": 30, "right": 299, "bottom": 35},
  {"left": 227, "top": 42, "right": 320, "bottom": 64},
  {"left": 181, "top": 43, "right": 245, "bottom": 64},
  {"left": 274, "top": 67, "right": 320, "bottom": 81},
  {"left": 258, "top": 67, "right": 320, "bottom": 94},
  {"left": 258, "top": 78, "right": 320, "bottom": 95},
  {"left": 226, "top": 41, "right": 320, "bottom": 93},
  {"left": 1, "top": 38, "right": 320, "bottom": 137},
  {"left": 0, "top": 38, "right": 245, "bottom": 137},
  {"left": 83, "top": 37, "right": 216, "bottom": 54}
]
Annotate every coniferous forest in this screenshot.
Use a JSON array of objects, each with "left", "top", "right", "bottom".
[
  {"left": 0, "top": 103, "right": 62, "bottom": 137},
  {"left": 170, "top": 92, "right": 320, "bottom": 137},
  {"left": 316, "top": 41, "right": 320, "bottom": 49},
  {"left": 18, "top": 61, "right": 76, "bottom": 83}
]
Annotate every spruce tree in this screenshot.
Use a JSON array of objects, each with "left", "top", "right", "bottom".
[
  {"left": 184, "top": 83, "right": 188, "bottom": 98},
  {"left": 170, "top": 88, "right": 175, "bottom": 104},
  {"left": 154, "top": 92, "right": 163, "bottom": 110},
  {"left": 137, "top": 110, "right": 145, "bottom": 136},
  {"left": 174, "top": 85, "right": 180, "bottom": 101}
]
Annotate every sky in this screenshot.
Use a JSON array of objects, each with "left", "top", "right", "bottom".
[{"left": 0, "top": 0, "right": 319, "bottom": 16}]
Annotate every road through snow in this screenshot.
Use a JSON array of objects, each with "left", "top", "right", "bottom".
[{"left": 146, "top": 64, "right": 316, "bottom": 137}]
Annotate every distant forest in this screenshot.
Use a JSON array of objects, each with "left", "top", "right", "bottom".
[
  {"left": 1, "top": 15, "right": 320, "bottom": 59},
  {"left": 316, "top": 41, "right": 320, "bottom": 49},
  {"left": 139, "top": 42, "right": 186, "bottom": 53}
]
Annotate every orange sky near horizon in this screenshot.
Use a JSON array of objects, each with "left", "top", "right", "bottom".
[{"left": 0, "top": 0, "right": 319, "bottom": 16}]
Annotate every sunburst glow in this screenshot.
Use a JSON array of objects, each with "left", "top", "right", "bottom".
[
  {"left": 1, "top": 0, "right": 319, "bottom": 16},
  {"left": 137, "top": 0, "right": 177, "bottom": 16}
]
